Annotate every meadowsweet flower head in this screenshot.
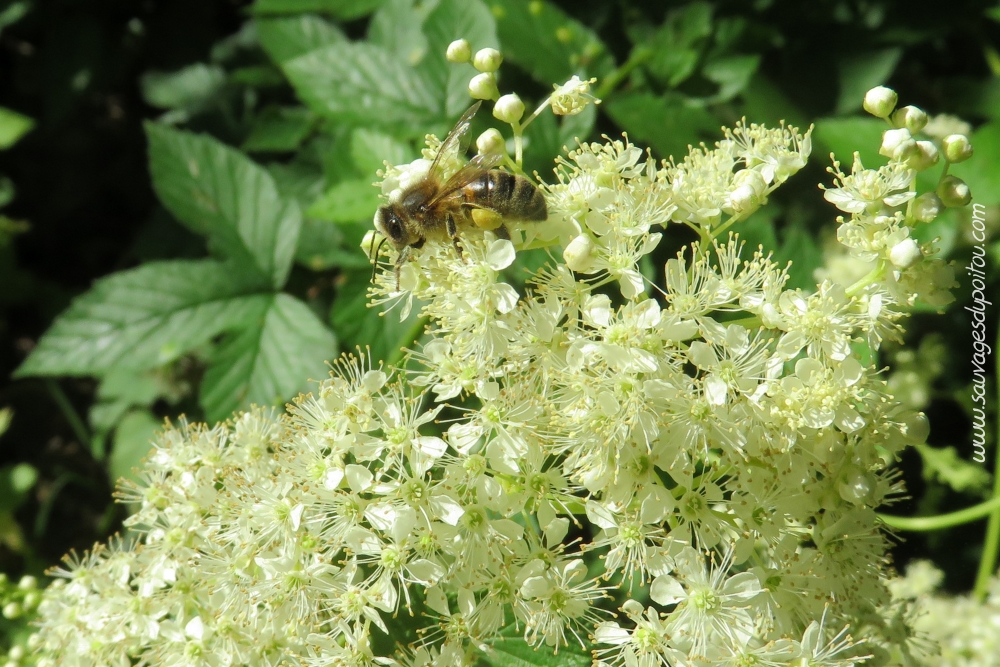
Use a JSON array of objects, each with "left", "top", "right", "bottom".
[{"left": 29, "top": 67, "right": 960, "bottom": 667}]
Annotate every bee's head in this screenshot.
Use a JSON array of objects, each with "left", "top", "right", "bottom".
[{"left": 374, "top": 205, "right": 411, "bottom": 248}]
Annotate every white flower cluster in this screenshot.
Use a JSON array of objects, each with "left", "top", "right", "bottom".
[{"left": 28, "top": 84, "right": 962, "bottom": 667}]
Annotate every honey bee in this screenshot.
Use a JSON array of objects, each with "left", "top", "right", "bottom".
[{"left": 371, "top": 102, "right": 547, "bottom": 287}]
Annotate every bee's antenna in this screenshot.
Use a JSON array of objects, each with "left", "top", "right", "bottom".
[{"left": 370, "top": 235, "right": 387, "bottom": 283}]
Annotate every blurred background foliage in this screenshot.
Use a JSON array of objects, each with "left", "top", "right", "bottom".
[{"left": 0, "top": 0, "right": 998, "bottom": 654}]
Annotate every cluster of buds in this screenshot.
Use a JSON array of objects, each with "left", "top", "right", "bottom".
[{"left": 446, "top": 39, "right": 599, "bottom": 169}]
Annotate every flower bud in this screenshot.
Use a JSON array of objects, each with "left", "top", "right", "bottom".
[
  {"left": 17, "top": 575, "right": 36, "bottom": 590},
  {"left": 906, "top": 140, "right": 939, "bottom": 171},
  {"left": 879, "top": 128, "right": 916, "bottom": 160},
  {"left": 863, "top": 86, "right": 897, "bottom": 118},
  {"left": 476, "top": 128, "right": 505, "bottom": 156},
  {"left": 941, "top": 134, "right": 973, "bottom": 163},
  {"left": 912, "top": 192, "right": 943, "bottom": 222},
  {"left": 902, "top": 410, "right": 930, "bottom": 444},
  {"left": 889, "top": 238, "right": 922, "bottom": 269},
  {"left": 937, "top": 175, "right": 972, "bottom": 207},
  {"left": 563, "top": 234, "right": 596, "bottom": 272},
  {"left": 892, "top": 105, "right": 927, "bottom": 133},
  {"left": 446, "top": 39, "right": 471, "bottom": 63},
  {"left": 2, "top": 603, "right": 20, "bottom": 619},
  {"left": 493, "top": 93, "right": 525, "bottom": 124},
  {"left": 468, "top": 72, "right": 499, "bottom": 100},
  {"left": 22, "top": 590, "right": 41, "bottom": 611},
  {"left": 8, "top": 646, "right": 24, "bottom": 661},
  {"left": 472, "top": 47, "right": 503, "bottom": 73}
]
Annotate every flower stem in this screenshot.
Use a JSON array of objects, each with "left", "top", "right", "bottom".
[
  {"left": 973, "top": 324, "right": 1000, "bottom": 602},
  {"left": 594, "top": 47, "right": 654, "bottom": 100},
  {"left": 45, "top": 379, "right": 98, "bottom": 459},
  {"left": 879, "top": 494, "right": 1000, "bottom": 532}
]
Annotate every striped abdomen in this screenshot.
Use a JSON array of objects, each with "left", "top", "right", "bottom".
[{"left": 463, "top": 170, "right": 547, "bottom": 221}]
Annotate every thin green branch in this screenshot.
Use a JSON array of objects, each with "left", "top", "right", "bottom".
[
  {"left": 973, "top": 324, "right": 1000, "bottom": 601},
  {"left": 880, "top": 495, "right": 1000, "bottom": 532}
]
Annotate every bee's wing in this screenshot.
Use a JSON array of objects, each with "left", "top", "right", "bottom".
[
  {"left": 427, "top": 101, "right": 482, "bottom": 180},
  {"left": 426, "top": 152, "right": 505, "bottom": 207}
]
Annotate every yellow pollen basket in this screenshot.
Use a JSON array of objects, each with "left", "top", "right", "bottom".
[{"left": 471, "top": 208, "right": 504, "bottom": 230}]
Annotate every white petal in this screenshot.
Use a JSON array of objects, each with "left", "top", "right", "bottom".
[
  {"left": 650, "top": 575, "right": 686, "bottom": 606},
  {"left": 487, "top": 239, "right": 516, "bottom": 270}
]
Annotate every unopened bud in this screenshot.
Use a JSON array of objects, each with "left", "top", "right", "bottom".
[
  {"left": 912, "top": 192, "right": 943, "bottom": 222},
  {"left": 2, "top": 603, "right": 20, "bottom": 619},
  {"left": 493, "top": 93, "right": 525, "bottom": 124},
  {"left": 889, "top": 238, "right": 922, "bottom": 269},
  {"left": 906, "top": 140, "right": 939, "bottom": 171},
  {"left": 468, "top": 72, "right": 499, "bottom": 100},
  {"left": 17, "top": 575, "right": 36, "bottom": 591},
  {"left": 941, "top": 134, "right": 973, "bottom": 163},
  {"left": 362, "top": 229, "right": 381, "bottom": 255},
  {"left": 728, "top": 184, "right": 758, "bottom": 214},
  {"left": 880, "top": 128, "right": 916, "bottom": 160},
  {"left": 892, "top": 105, "right": 927, "bottom": 133},
  {"left": 476, "top": 128, "right": 505, "bottom": 156},
  {"left": 563, "top": 234, "right": 596, "bottom": 273},
  {"left": 472, "top": 48, "right": 503, "bottom": 73},
  {"left": 8, "top": 646, "right": 24, "bottom": 661},
  {"left": 937, "top": 175, "right": 972, "bottom": 207},
  {"left": 446, "top": 39, "right": 471, "bottom": 63},
  {"left": 863, "top": 86, "right": 897, "bottom": 119}
]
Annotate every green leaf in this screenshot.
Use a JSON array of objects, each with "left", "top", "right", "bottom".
[
  {"left": 296, "top": 218, "right": 372, "bottom": 270},
  {"left": 0, "top": 106, "right": 34, "bottom": 149},
  {"left": 253, "top": 0, "right": 385, "bottom": 20},
  {"left": 811, "top": 117, "right": 886, "bottom": 167},
  {"left": 307, "top": 179, "right": 381, "bottom": 223},
  {"left": 242, "top": 106, "right": 315, "bottom": 153},
  {"left": 140, "top": 64, "right": 226, "bottom": 111},
  {"left": 110, "top": 410, "right": 161, "bottom": 486},
  {"left": 741, "top": 73, "right": 809, "bottom": 130},
  {"left": 642, "top": 2, "right": 713, "bottom": 86},
  {"left": 200, "top": 294, "right": 337, "bottom": 422},
  {"left": 351, "top": 128, "right": 415, "bottom": 177},
  {"left": 949, "top": 121, "right": 1000, "bottom": 206},
  {"left": 146, "top": 122, "right": 302, "bottom": 288},
  {"left": 915, "top": 443, "right": 992, "bottom": 494},
  {"left": 603, "top": 92, "right": 719, "bottom": 160},
  {"left": 331, "top": 271, "right": 422, "bottom": 365},
  {"left": 493, "top": 0, "right": 614, "bottom": 84},
  {"left": 15, "top": 260, "right": 270, "bottom": 378},
  {"left": 835, "top": 48, "right": 902, "bottom": 115},
  {"left": 283, "top": 41, "right": 441, "bottom": 126},
  {"left": 775, "top": 223, "right": 823, "bottom": 291},
  {"left": 483, "top": 635, "right": 591, "bottom": 667},
  {"left": 256, "top": 14, "right": 346, "bottom": 64},
  {"left": 702, "top": 54, "right": 760, "bottom": 102},
  {"left": 368, "top": 0, "right": 436, "bottom": 63},
  {"left": 421, "top": 0, "right": 498, "bottom": 117}
]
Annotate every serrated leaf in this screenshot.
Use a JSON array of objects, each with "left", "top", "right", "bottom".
[
  {"left": 603, "top": 92, "right": 718, "bottom": 160},
  {"left": 141, "top": 64, "right": 226, "bottom": 111},
  {"left": 0, "top": 106, "right": 34, "bottom": 149},
  {"left": 368, "top": 0, "right": 437, "bottom": 63},
  {"left": 307, "top": 178, "right": 381, "bottom": 223},
  {"left": 283, "top": 41, "right": 441, "bottom": 126},
  {"left": 253, "top": 0, "right": 385, "bottom": 20},
  {"left": 257, "top": 14, "right": 346, "bottom": 64},
  {"left": 483, "top": 635, "right": 591, "bottom": 667},
  {"left": 835, "top": 48, "right": 901, "bottom": 115},
  {"left": 493, "top": 0, "right": 614, "bottom": 85},
  {"left": 15, "top": 260, "right": 271, "bottom": 378},
  {"left": 147, "top": 122, "right": 302, "bottom": 288},
  {"left": 243, "top": 106, "right": 315, "bottom": 153},
  {"left": 351, "top": 128, "right": 414, "bottom": 178},
  {"left": 200, "top": 294, "right": 337, "bottom": 422},
  {"left": 330, "top": 271, "right": 422, "bottom": 365},
  {"left": 110, "top": 410, "right": 161, "bottom": 486}
]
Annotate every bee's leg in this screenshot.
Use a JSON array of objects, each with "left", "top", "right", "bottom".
[
  {"left": 495, "top": 223, "right": 511, "bottom": 240},
  {"left": 446, "top": 214, "right": 465, "bottom": 259},
  {"left": 393, "top": 246, "right": 409, "bottom": 291}
]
